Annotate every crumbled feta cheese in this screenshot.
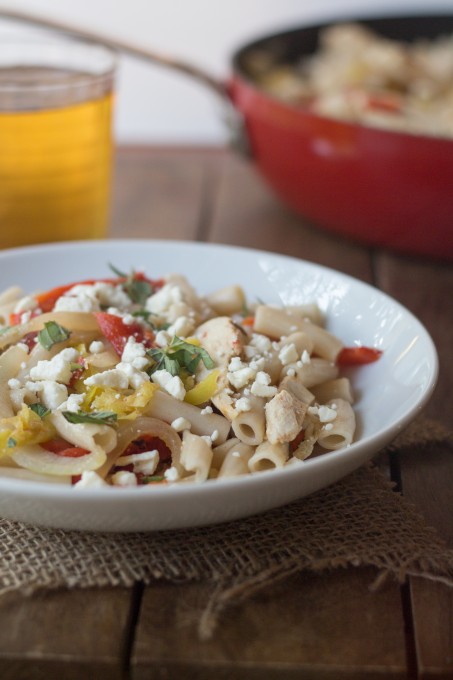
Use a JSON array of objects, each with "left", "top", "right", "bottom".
[
  {"left": 199, "top": 405, "right": 213, "bottom": 415},
  {"left": 211, "top": 429, "right": 219, "bottom": 443},
  {"left": 20, "top": 311, "right": 33, "bottom": 324},
  {"left": 286, "top": 368, "right": 296, "bottom": 377},
  {"left": 235, "top": 396, "right": 252, "bottom": 412},
  {"left": 7, "top": 378, "right": 21, "bottom": 389},
  {"left": 93, "top": 283, "right": 130, "bottom": 309},
  {"left": 308, "top": 404, "right": 337, "bottom": 422},
  {"left": 121, "top": 336, "right": 148, "bottom": 370},
  {"left": 145, "top": 284, "right": 183, "bottom": 315},
  {"left": 29, "top": 348, "right": 79, "bottom": 384},
  {"left": 89, "top": 340, "right": 105, "bottom": 354},
  {"left": 54, "top": 292, "right": 99, "bottom": 313},
  {"left": 74, "top": 471, "right": 108, "bottom": 488},
  {"left": 249, "top": 357, "right": 266, "bottom": 372},
  {"left": 250, "top": 371, "right": 278, "bottom": 398},
  {"left": 171, "top": 417, "right": 191, "bottom": 432},
  {"left": 164, "top": 466, "right": 180, "bottom": 483},
  {"left": 231, "top": 451, "right": 241, "bottom": 458},
  {"left": 167, "top": 315, "right": 195, "bottom": 338},
  {"left": 111, "top": 471, "right": 138, "bottom": 487},
  {"left": 301, "top": 350, "right": 311, "bottom": 364},
  {"left": 227, "top": 356, "right": 257, "bottom": 389},
  {"left": 121, "top": 314, "right": 135, "bottom": 326},
  {"left": 278, "top": 343, "right": 298, "bottom": 366},
  {"left": 84, "top": 368, "right": 129, "bottom": 390},
  {"left": 37, "top": 381, "right": 69, "bottom": 410},
  {"left": 60, "top": 392, "right": 85, "bottom": 413},
  {"left": 116, "top": 450, "right": 159, "bottom": 467},
  {"left": 323, "top": 423, "right": 334, "bottom": 431},
  {"left": 84, "top": 362, "right": 149, "bottom": 390},
  {"left": 250, "top": 334, "right": 272, "bottom": 354},
  {"left": 154, "top": 330, "right": 170, "bottom": 347},
  {"left": 151, "top": 369, "right": 186, "bottom": 400}
]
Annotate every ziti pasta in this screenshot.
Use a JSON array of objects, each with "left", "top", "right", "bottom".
[{"left": 0, "top": 267, "right": 381, "bottom": 487}]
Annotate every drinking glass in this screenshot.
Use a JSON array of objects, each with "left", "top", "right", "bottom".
[{"left": 0, "top": 36, "right": 116, "bottom": 248}]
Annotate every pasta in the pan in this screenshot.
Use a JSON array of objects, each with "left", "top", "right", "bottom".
[{"left": 0, "top": 267, "right": 381, "bottom": 487}]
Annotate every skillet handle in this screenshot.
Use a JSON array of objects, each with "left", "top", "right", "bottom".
[{"left": 0, "top": 7, "right": 250, "bottom": 156}]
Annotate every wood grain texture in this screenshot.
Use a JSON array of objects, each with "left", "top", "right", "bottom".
[
  {"left": 109, "top": 147, "right": 222, "bottom": 242},
  {"left": 0, "top": 588, "right": 134, "bottom": 680},
  {"left": 374, "top": 253, "right": 453, "bottom": 678},
  {"left": 132, "top": 569, "right": 407, "bottom": 680}
]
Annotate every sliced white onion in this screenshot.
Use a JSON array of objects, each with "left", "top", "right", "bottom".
[
  {"left": 12, "top": 444, "right": 107, "bottom": 476},
  {"left": 98, "top": 416, "right": 182, "bottom": 478},
  {"left": 0, "top": 466, "right": 72, "bottom": 484}
]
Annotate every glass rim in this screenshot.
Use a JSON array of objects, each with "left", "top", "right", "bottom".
[{"left": 0, "top": 34, "right": 117, "bottom": 94}]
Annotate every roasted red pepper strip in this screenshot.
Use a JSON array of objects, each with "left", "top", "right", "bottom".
[
  {"left": 121, "top": 435, "right": 172, "bottom": 463},
  {"left": 94, "top": 312, "right": 155, "bottom": 356},
  {"left": 41, "top": 439, "right": 90, "bottom": 458},
  {"left": 337, "top": 346, "right": 382, "bottom": 366}
]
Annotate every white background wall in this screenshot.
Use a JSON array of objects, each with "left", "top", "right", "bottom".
[{"left": 0, "top": 0, "right": 452, "bottom": 144}]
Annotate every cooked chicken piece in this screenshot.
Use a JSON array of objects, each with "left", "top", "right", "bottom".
[
  {"left": 278, "top": 375, "right": 315, "bottom": 405},
  {"left": 265, "top": 389, "right": 308, "bottom": 444},
  {"left": 196, "top": 316, "right": 246, "bottom": 365}
]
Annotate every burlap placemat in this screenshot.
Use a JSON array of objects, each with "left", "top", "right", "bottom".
[{"left": 1, "top": 417, "right": 452, "bottom": 638}]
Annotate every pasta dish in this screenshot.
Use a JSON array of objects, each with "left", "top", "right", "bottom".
[
  {"left": 254, "top": 23, "right": 453, "bottom": 139},
  {"left": 0, "top": 267, "right": 381, "bottom": 488}
]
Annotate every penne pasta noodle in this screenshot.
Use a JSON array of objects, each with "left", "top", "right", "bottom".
[
  {"left": 180, "top": 430, "right": 213, "bottom": 482},
  {"left": 145, "top": 390, "right": 231, "bottom": 444},
  {"left": 316, "top": 399, "right": 356, "bottom": 450},
  {"left": 248, "top": 441, "right": 289, "bottom": 472},
  {"left": 232, "top": 396, "right": 266, "bottom": 445},
  {"left": 218, "top": 442, "right": 254, "bottom": 478},
  {"left": 311, "top": 377, "right": 354, "bottom": 404}
]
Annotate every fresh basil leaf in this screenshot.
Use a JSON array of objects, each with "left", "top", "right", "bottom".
[
  {"left": 162, "top": 354, "right": 180, "bottom": 376},
  {"left": 141, "top": 475, "right": 165, "bottom": 484},
  {"left": 125, "top": 278, "right": 153, "bottom": 306},
  {"left": 169, "top": 337, "right": 215, "bottom": 370},
  {"left": 108, "top": 262, "right": 127, "bottom": 278},
  {"left": 38, "top": 321, "right": 71, "bottom": 350},
  {"left": 29, "top": 403, "right": 50, "bottom": 419},
  {"left": 7, "top": 437, "right": 16, "bottom": 448},
  {"left": 62, "top": 410, "right": 118, "bottom": 425}
]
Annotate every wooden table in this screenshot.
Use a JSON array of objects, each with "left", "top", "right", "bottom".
[{"left": 0, "top": 146, "right": 451, "bottom": 679}]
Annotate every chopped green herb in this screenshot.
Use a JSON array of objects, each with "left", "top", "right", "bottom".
[
  {"left": 38, "top": 321, "right": 71, "bottom": 350},
  {"left": 0, "top": 326, "right": 11, "bottom": 336},
  {"left": 146, "top": 336, "right": 215, "bottom": 377},
  {"left": 29, "top": 403, "right": 50, "bottom": 419},
  {"left": 7, "top": 437, "right": 16, "bottom": 448},
  {"left": 62, "top": 410, "right": 118, "bottom": 426},
  {"left": 141, "top": 475, "right": 165, "bottom": 484},
  {"left": 108, "top": 263, "right": 154, "bottom": 306}
]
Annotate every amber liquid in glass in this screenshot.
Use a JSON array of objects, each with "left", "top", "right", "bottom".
[{"left": 0, "top": 67, "right": 113, "bottom": 248}]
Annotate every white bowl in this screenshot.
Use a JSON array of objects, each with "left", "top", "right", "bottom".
[{"left": 0, "top": 240, "right": 438, "bottom": 532}]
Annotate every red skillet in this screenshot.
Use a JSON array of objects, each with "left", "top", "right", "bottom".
[{"left": 2, "top": 10, "right": 452, "bottom": 260}]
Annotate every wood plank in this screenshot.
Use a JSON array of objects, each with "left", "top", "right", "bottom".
[
  {"left": 375, "top": 253, "right": 453, "bottom": 678},
  {"left": 110, "top": 146, "right": 223, "bottom": 241},
  {"left": 0, "top": 588, "right": 134, "bottom": 680},
  {"left": 132, "top": 569, "right": 407, "bottom": 680}
]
